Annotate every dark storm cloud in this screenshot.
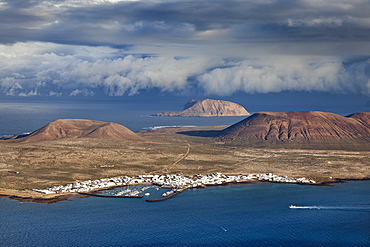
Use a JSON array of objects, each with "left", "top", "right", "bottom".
[
  {"left": 0, "top": 0, "right": 369, "bottom": 97},
  {"left": 1, "top": 0, "right": 369, "bottom": 49}
]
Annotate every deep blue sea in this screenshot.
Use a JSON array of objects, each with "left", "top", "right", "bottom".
[
  {"left": 0, "top": 97, "right": 247, "bottom": 136},
  {"left": 1, "top": 92, "right": 369, "bottom": 136},
  {"left": 1, "top": 181, "right": 369, "bottom": 246},
  {"left": 0, "top": 96, "right": 369, "bottom": 246}
]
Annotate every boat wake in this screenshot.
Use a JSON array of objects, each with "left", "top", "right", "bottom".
[{"left": 289, "top": 205, "right": 370, "bottom": 211}]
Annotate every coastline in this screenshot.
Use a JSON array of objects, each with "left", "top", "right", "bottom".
[
  {"left": 0, "top": 188, "right": 88, "bottom": 203},
  {"left": 1, "top": 176, "right": 368, "bottom": 204},
  {"left": 2, "top": 127, "right": 369, "bottom": 204}
]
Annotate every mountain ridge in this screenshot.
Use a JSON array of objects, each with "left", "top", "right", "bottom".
[{"left": 217, "top": 111, "right": 370, "bottom": 148}]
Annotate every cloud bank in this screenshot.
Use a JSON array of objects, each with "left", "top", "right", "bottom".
[
  {"left": 1, "top": 42, "right": 369, "bottom": 96},
  {"left": 0, "top": 0, "right": 369, "bottom": 96}
]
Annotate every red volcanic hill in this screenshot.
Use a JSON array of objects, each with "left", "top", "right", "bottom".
[
  {"left": 152, "top": 99, "right": 250, "bottom": 117},
  {"left": 218, "top": 111, "right": 370, "bottom": 149},
  {"left": 2, "top": 119, "right": 145, "bottom": 143},
  {"left": 347, "top": 112, "right": 370, "bottom": 128}
]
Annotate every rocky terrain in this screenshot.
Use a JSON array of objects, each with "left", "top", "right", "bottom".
[
  {"left": 1, "top": 119, "right": 146, "bottom": 143},
  {"left": 217, "top": 111, "right": 370, "bottom": 149},
  {"left": 1, "top": 123, "right": 369, "bottom": 202},
  {"left": 152, "top": 99, "right": 250, "bottom": 117},
  {"left": 0, "top": 112, "right": 369, "bottom": 202},
  {"left": 348, "top": 112, "right": 370, "bottom": 128}
]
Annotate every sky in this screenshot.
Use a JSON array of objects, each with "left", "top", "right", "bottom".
[{"left": 0, "top": 0, "right": 369, "bottom": 102}]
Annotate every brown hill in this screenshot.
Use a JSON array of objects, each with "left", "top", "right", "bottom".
[
  {"left": 218, "top": 111, "right": 370, "bottom": 149},
  {"left": 347, "top": 112, "right": 370, "bottom": 128},
  {"left": 2, "top": 119, "right": 145, "bottom": 143},
  {"left": 152, "top": 99, "right": 250, "bottom": 117}
]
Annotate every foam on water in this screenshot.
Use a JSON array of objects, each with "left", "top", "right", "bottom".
[
  {"left": 142, "top": 125, "right": 197, "bottom": 130},
  {"left": 290, "top": 205, "right": 370, "bottom": 210}
]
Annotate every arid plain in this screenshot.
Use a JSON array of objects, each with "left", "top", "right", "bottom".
[{"left": 1, "top": 125, "right": 369, "bottom": 201}]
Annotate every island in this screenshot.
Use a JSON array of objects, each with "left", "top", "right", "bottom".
[
  {"left": 151, "top": 99, "right": 250, "bottom": 117},
  {"left": 0, "top": 111, "right": 369, "bottom": 203}
]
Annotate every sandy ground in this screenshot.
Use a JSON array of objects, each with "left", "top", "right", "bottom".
[{"left": 1, "top": 126, "right": 369, "bottom": 202}]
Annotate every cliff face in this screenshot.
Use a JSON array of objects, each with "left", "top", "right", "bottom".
[
  {"left": 2, "top": 119, "right": 145, "bottom": 143},
  {"left": 218, "top": 111, "right": 370, "bottom": 147},
  {"left": 152, "top": 99, "right": 250, "bottom": 117}
]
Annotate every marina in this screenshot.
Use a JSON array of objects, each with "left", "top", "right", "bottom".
[{"left": 32, "top": 173, "right": 317, "bottom": 201}]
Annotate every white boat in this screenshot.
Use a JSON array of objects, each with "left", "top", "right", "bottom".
[{"left": 289, "top": 205, "right": 297, "bottom": 208}]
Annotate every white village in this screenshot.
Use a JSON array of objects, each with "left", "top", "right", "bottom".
[{"left": 33, "top": 173, "right": 316, "bottom": 201}]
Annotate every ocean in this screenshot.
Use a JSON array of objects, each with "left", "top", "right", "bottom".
[
  {"left": 1, "top": 181, "right": 369, "bottom": 246},
  {"left": 0, "top": 96, "right": 369, "bottom": 246},
  {"left": 0, "top": 97, "right": 247, "bottom": 136},
  {"left": 1, "top": 92, "right": 368, "bottom": 136}
]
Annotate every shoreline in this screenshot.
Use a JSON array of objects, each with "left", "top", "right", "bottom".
[{"left": 1, "top": 176, "right": 369, "bottom": 204}]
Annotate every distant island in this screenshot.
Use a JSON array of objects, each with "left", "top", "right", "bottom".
[{"left": 151, "top": 99, "right": 250, "bottom": 117}]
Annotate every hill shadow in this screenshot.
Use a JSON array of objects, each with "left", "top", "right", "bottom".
[
  {"left": 176, "top": 130, "right": 222, "bottom": 137},
  {"left": 0, "top": 134, "right": 28, "bottom": 141}
]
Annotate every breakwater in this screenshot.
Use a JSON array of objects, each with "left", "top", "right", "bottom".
[
  {"left": 79, "top": 192, "right": 144, "bottom": 198},
  {"left": 146, "top": 187, "right": 189, "bottom": 202}
]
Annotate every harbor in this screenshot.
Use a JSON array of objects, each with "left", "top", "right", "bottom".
[{"left": 32, "top": 173, "right": 317, "bottom": 201}]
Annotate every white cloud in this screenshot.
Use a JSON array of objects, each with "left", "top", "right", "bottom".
[
  {"left": 1, "top": 78, "right": 23, "bottom": 96},
  {"left": 0, "top": 42, "right": 369, "bottom": 97},
  {"left": 63, "top": 55, "right": 217, "bottom": 96},
  {"left": 18, "top": 89, "right": 39, "bottom": 97},
  {"left": 197, "top": 57, "right": 368, "bottom": 95},
  {"left": 37, "top": 0, "right": 139, "bottom": 10},
  {"left": 286, "top": 15, "right": 370, "bottom": 28},
  {"left": 69, "top": 89, "right": 95, "bottom": 96},
  {"left": 48, "top": 91, "right": 63, "bottom": 96},
  {"left": 1, "top": 0, "right": 370, "bottom": 102}
]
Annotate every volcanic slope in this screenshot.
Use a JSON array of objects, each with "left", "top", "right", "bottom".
[
  {"left": 1, "top": 119, "right": 146, "bottom": 143},
  {"left": 217, "top": 111, "right": 370, "bottom": 149},
  {"left": 152, "top": 99, "right": 250, "bottom": 117}
]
